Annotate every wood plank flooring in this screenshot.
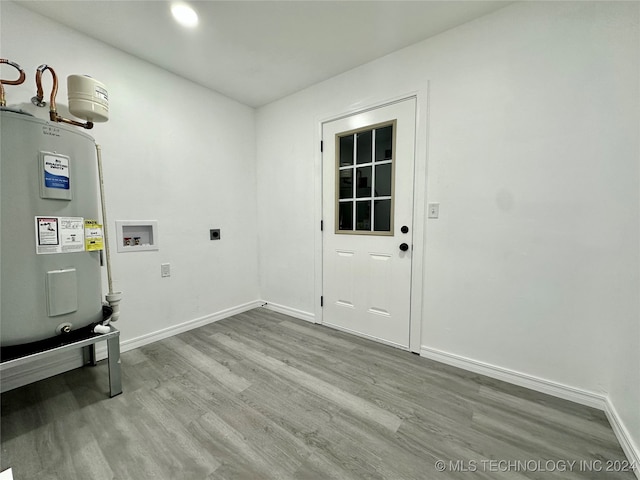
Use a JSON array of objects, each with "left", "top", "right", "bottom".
[{"left": 1, "top": 308, "right": 635, "bottom": 479}]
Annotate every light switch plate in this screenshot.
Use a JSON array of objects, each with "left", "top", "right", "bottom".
[
  {"left": 161, "top": 263, "right": 170, "bottom": 277},
  {"left": 428, "top": 203, "right": 440, "bottom": 219}
]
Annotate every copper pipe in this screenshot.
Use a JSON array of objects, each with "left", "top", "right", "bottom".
[
  {"left": 33, "top": 64, "right": 57, "bottom": 113},
  {"left": 33, "top": 64, "right": 93, "bottom": 129},
  {"left": 0, "top": 59, "right": 27, "bottom": 107}
]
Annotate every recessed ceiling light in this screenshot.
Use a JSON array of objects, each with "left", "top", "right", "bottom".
[{"left": 171, "top": 2, "right": 198, "bottom": 28}]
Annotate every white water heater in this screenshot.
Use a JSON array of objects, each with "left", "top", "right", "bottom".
[{"left": 0, "top": 110, "right": 103, "bottom": 347}]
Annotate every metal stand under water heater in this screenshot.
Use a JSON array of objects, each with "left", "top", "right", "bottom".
[{"left": 0, "top": 59, "right": 122, "bottom": 397}]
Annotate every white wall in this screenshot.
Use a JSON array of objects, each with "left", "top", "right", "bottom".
[
  {"left": 256, "top": 0, "right": 639, "bottom": 459},
  {"left": 1, "top": 1, "right": 260, "bottom": 350},
  {"left": 2, "top": 0, "right": 638, "bottom": 464}
]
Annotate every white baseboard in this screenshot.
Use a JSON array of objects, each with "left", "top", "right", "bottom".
[
  {"left": 2, "top": 301, "right": 263, "bottom": 391},
  {"left": 95, "top": 300, "right": 264, "bottom": 360},
  {"left": 420, "top": 345, "right": 606, "bottom": 408},
  {"left": 604, "top": 398, "right": 640, "bottom": 480},
  {"left": 420, "top": 345, "right": 639, "bottom": 477},
  {"left": 261, "top": 301, "right": 315, "bottom": 323}
]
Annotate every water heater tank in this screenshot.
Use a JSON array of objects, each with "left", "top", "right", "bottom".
[
  {"left": 67, "top": 74, "right": 109, "bottom": 123},
  {"left": 0, "top": 110, "right": 103, "bottom": 347}
]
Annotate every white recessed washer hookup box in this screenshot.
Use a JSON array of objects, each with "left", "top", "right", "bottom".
[{"left": 115, "top": 220, "right": 158, "bottom": 253}]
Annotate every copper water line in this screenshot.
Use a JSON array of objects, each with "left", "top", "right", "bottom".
[
  {"left": 33, "top": 64, "right": 57, "bottom": 111},
  {"left": 33, "top": 64, "right": 93, "bottom": 129},
  {"left": 0, "top": 59, "right": 27, "bottom": 107}
]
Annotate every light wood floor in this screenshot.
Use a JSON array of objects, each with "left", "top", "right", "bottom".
[{"left": 1, "top": 309, "right": 635, "bottom": 479}]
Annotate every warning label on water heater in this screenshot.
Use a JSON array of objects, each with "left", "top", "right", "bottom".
[
  {"left": 35, "top": 216, "right": 85, "bottom": 254},
  {"left": 37, "top": 217, "right": 59, "bottom": 247},
  {"left": 43, "top": 154, "right": 70, "bottom": 190},
  {"left": 84, "top": 220, "right": 104, "bottom": 251}
]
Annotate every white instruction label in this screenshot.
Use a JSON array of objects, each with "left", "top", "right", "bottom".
[{"left": 35, "top": 216, "right": 85, "bottom": 254}]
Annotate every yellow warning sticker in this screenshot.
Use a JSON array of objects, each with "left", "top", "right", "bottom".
[{"left": 84, "top": 220, "right": 104, "bottom": 251}]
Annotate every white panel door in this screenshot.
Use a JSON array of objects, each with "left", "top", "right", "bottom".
[{"left": 322, "top": 98, "right": 416, "bottom": 348}]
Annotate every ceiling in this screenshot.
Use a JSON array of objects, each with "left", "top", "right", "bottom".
[{"left": 17, "top": 1, "right": 509, "bottom": 108}]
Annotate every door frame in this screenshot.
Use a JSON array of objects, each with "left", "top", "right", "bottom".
[{"left": 314, "top": 88, "right": 429, "bottom": 353}]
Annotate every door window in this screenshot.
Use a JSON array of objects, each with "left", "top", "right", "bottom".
[{"left": 336, "top": 122, "right": 395, "bottom": 234}]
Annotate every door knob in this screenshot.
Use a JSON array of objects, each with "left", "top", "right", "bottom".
[
  {"left": 399, "top": 243, "right": 409, "bottom": 252},
  {"left": 401, "top": 225, "right": 409, "bottom": 234}
]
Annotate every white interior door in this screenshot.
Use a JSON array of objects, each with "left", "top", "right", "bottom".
[{"left": 322, "top": 98, "right": 416, "bottom": 349}]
